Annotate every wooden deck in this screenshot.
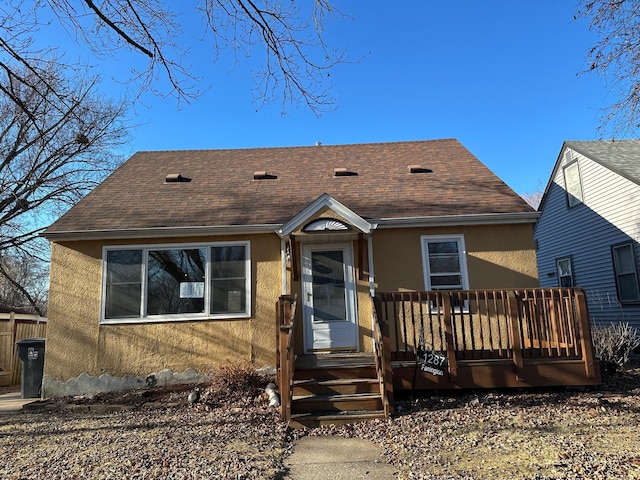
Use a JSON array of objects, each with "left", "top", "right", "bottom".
[
  {"left": 373, "top": 288, "right": 600, "bottom": 391},
  {"left": 276, "top": 288, "right": 601, "bottom": 425}
]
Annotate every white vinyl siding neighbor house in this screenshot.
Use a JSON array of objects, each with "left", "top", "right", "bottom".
[{"left": 535, "top": 140, "right": 640, "bottom": 328}]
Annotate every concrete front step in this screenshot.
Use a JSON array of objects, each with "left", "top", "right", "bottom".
[{"left": 290, "top": 410, "right": 387, "bottom": 428}]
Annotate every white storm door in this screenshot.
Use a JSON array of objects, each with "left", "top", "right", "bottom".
[{"left": 302, "top": 243, "right": 359, "bottom": 353}]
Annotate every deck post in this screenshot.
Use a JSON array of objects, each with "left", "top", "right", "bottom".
[
  {"left": 442, "top": 294, "right": 458, "bottom": 382},
  {"left": 574, "top": 289, "right": 596, "bottom": 379},
  {"left": 276, "top": 295, "right": 297, "bottom": 422},
  {"left": 372, "top": 295, "right": 394, "bottom": 417},
  {"left": 380, "top": 319, "right": 394, "bottom": 413},
  {"left": 508, "top": 292, "right": 525, "bottom": 382}
]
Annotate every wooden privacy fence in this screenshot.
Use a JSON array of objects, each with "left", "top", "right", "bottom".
[
  {"left": 373, "top": 288, "right": 597, "bottom": 386},
  {"left": 0, "top": 313, "right": 47, "bottom": 386}
]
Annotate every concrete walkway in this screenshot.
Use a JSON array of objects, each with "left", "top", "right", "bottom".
[
  {"left": 0, "top": 389, "right": 36, "bottom": 415},
  {"left": 1, "top": 391, "right": 399, "bottom": 478},
  {"left": 285, "top": 436, "right": 398, "bottom": 479}
]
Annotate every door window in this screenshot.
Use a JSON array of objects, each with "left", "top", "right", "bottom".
[{"left": 311, "top": 250, "right": 347, "bottom": 321}]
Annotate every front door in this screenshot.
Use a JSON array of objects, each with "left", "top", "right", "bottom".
[{"left": 302, "top": 243, "right": 359, "bottom": 353}]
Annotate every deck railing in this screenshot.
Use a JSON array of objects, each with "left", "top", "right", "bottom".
[
  {"left": 373, "top": 288, "right": 596, "bottom": 381},
  {"left": 276, "top": 295, "right": 297, "bottom": 422},
  {"left": 371, "top": 298, "right": 393, "bottom": 416}
]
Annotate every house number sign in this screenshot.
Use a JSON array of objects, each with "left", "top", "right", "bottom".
[{"left": 417, "top": 344, "right": 448, "bottom": 377}]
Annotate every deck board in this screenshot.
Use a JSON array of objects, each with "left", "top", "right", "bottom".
[{"left": 295, "top": 353, "right": 375, "bottom": 370}]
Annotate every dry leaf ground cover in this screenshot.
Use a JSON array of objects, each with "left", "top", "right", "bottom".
[{"left": 1, "top": 367, "right": 640, "bottom": 480}]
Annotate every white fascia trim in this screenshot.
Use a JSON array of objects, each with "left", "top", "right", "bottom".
[
  {"left": 278, "top": 193, "right": 376, "bottom": 237},
  {"left": 373, "top": 212, "right": 540, "bottom": 229},
  {"left": 43, "top": 224, "right": 282, "bottom": 242}
]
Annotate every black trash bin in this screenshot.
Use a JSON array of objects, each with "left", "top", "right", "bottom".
[{"left": 16, "top": 338, "right": 46, "bottom": 399}]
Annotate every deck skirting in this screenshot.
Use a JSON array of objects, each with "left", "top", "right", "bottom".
[{"left": 392, "top": 357, "right": 601, "bottom": 391}]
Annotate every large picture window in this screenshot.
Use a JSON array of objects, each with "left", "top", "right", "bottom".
[
  {"left": 612, "top": 242, "right": 640, "bottom": 304},
  {"left": 421, "top": 235, "right": 469, "bottom": 291},
  {"left": 102, "top": 242, "right": 250, "bottom": 323}
]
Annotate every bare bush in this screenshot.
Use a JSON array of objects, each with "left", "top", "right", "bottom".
[
  {"left": 591, "top": 322, "right": 640, "bottom": 376},
  {"left": 201, "top": 361, "right": 272, "bottom": 406}
]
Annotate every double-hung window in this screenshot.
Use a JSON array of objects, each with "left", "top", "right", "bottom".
[
  {"left": 612, "top": 242, "right": 640, "bottom": 304},
  {"left": 102, "top": 241, "right": 250, "bottom": 323},
  {"left": 563, "top": 161, "right": 583, "bottom": 208},
  {"left": 555, "top": 257, "right": 574, "bottom": 287},
  {"left": 421, "top": 235, "right": 469, "bottom": 292}
]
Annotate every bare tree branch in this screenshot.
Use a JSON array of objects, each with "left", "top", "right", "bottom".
[
  {"left": 27, "top": 0, "right": 347, "bottom": 113},
  {"left": 577, "top": 0, "right": 640, "bottom": 135},
  {"left": 0, "top": 62, "right": 129, "bottom": 255},
  {"left": 82, "top": 0, "right": 153, "bottom": 57},
  {"left": 0, "top": 257, "right": 45, "bottom": 315}
]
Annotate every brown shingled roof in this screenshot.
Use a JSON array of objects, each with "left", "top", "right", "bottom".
[{"left": 45, "top": 139, "right": 534, "bottom": 235}]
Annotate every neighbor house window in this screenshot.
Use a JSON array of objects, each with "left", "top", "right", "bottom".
[
  {"left": 421, "top": 235, "right": 469, "bottom": 291},
  {"left": 102, "top": 242, "right": 250, "bottom": 323},
  {"left": 563, "top": 161, "right": 583, "bottom": 207},
  {"left": 556, "top": 257, "right": 574, "bottom": 287},
  {"left": 612, "top": 242, "right": 640, "bottom": 304}
]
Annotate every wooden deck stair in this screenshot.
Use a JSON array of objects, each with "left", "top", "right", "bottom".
[{"left": 290, "top": 353, "right": 387, "bottom": 428}]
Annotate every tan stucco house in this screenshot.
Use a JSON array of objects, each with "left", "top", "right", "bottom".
[{"left": 42, "top": 139, "right": 540, "bottom": 396}]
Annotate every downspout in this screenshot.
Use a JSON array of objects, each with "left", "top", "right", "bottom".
[
  {"left": 368, "top": 234, "right": 376, "bottom": 352},
  {"left": 367, "top": 234, "right": 375, "bottom": 296},
  {"left": 280, "top": 237, "right": 288, "bottom": 295}
]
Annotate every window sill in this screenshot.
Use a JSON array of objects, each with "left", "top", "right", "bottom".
[{"left": 100, "top": 313, "right": 251, "bottom": 325}]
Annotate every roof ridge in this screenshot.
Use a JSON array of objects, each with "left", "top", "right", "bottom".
[{"left": 134, "top": 138, "right": 461, "bottom": 154}]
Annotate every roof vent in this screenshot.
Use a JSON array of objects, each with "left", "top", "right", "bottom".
[
  {"left": 253, "top": 171, "right": 277, "bottom": 180},
  {"left": 408, "top": 164, "right": 433, "bottom": 174},
  {"left": 333, "top": 167, "right": 357, "bottom": 177},
  {"left": 165, "top": 173, "right": 191, "bottom": 183}
]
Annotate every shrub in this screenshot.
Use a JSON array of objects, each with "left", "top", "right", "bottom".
[
  {"left": 591, "top": 322, "right": 640, "bottom": 376},
  {"left": 201, "top": 361, "right": 272, "bottom": 406}
]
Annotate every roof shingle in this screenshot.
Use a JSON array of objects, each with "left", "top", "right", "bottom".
[{"left": 45, "top": 139, "right": 534, "bottom": 234}]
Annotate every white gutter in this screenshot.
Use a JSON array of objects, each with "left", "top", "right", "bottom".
[
  {"left": 42, "top": 224, "right": 282, "bottom": 242},
  {"left": 373, "top": 212, "right": 539, "bottom": 228},
  {"left": 44, "top": 211, "right": 538, "bottom": 243}
]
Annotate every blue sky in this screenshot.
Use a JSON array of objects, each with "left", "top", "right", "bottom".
[{"left": 71, "top": 2, "right": 617, "bottom": 196}]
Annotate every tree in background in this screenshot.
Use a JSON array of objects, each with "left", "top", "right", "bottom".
[
  {"left": 577, "top": 0, "right": 640, "bottom": 135},
  {"left": 521, "top": 190, "right": 543, "bottom": 210},
  {"left": 1, "top": 1, "right": 345, "bottom": 311},
  {"left": 0, "top": 64, "right": 128, "bottom": 313},
  {"left": 2, "top": 0, "right": 346, "bottom": 117},
  {"left": 0, "top": 253, "right": 48, "bottom": 315}
]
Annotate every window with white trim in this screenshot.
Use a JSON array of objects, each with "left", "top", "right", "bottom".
[
  {"left": 612, "top": 242, "right": 640, "bottom": 304},
  {"left": 556, "top": 257, "right": 574, "bottom": 287},
  {"left": 102, "top": 242, "right": 250, "bottom": 323},
  {"left": 563, "top": 161, "right": 583, "bottom": 208},
  {"left": 421, "top": 235, "right": 469, "bottom": 291}
]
